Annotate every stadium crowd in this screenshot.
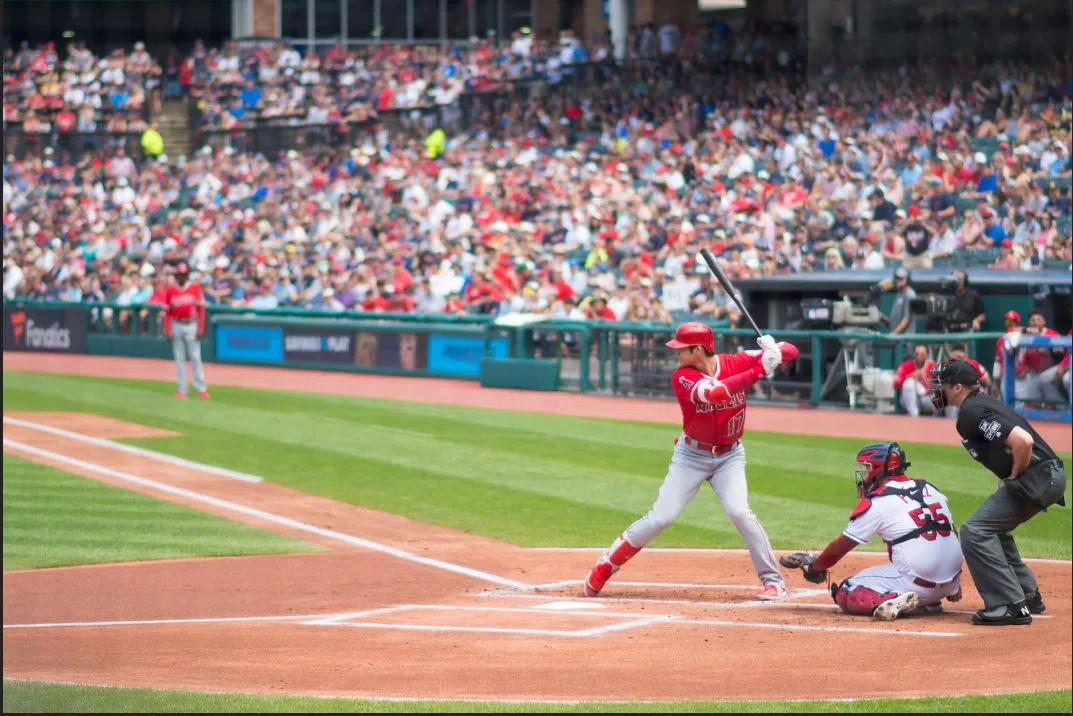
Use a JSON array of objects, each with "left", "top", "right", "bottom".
[{"left": 3, "top": 36, "right": 1072, "bottom": 330}]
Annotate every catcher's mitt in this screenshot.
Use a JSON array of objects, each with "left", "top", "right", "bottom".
[{"left": 779, "top": 551, "right": 828, "bottom": 584}]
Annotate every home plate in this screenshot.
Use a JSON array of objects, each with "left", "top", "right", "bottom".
[{"left": 532, "top": 601, "right": 605, "bottom": 611}]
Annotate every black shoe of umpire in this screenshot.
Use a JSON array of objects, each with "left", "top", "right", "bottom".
[
  {"left": 1025, "top": 590, "right": 1046, "bottom": 615},
  {"left": 972, "top": 601, "right": 1032, "bottom": 626}
]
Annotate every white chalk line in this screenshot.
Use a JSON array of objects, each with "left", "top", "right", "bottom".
[
  {"left": 531, "top": 546, "right": 1073, "bottom": 566},
  {"left": 2, "top": 439, "right": 527, "bottom": 590},
  {"left": 3, "top": 416, "right": 262, "bottom": 484},
  {"left": 3, "top": 613, "right": 329, "bottom": 630},
  {"left": 6, "top": 602, "right": 959, "bottom": 638}
]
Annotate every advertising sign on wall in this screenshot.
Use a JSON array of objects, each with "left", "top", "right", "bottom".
[
  {"left": 2, "top": 305, "right": 87, "bottom": 354},
  {"left": 214, "top": 324, "right": 284, "bottom": 364},
  {"left": 427, "top": 335, "right": 510, "bottom": 377},
  {"left": 282, "top": 328, "right": 355, "bottom": 364},
  {"left": 354, "top": 331, "right": 429, "bottom": 371}
]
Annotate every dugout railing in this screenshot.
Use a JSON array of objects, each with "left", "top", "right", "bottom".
[{"left": 5, "top": 299, "right": 1070, "bottom": 422}]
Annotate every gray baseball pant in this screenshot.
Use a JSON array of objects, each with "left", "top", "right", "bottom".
[{"left": 172, "top": 320, "right": 207, "bottom": 395}]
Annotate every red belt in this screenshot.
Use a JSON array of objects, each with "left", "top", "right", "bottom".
[
  {"left": 680, "top": 437, "right": 740, "bottom": 455},
  {"left": 913, "top": 571, "right": 960, "bottom": 589}
]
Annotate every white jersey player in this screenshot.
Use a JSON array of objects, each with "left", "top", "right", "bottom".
[{"left": 783, "top": 442, "right": 964, "bottom": 620}]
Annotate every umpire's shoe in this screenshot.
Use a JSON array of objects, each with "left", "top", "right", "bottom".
[
  {"left": 1025, "top": 590, "right": 1046, "bottom": 615},
  {"left": 972, "top": 601, "right": 1032, "bottom": 626}
]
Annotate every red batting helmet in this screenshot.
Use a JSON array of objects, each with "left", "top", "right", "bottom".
[
  {"left": 665, "top": 322, "right": 715, "bottom": 353},
  {"left": 854, "top": 442, "right": 910, "bottom": 497},
  {"left": 1004, "top": 310, "right": 1021, "bottom": 323}
]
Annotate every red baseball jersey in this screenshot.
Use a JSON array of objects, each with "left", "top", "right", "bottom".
[
  {"left": 163, "top": 282, "right": 206, "bottom": 334},
  {"left": 1021, "top": 328, "right": 1063, "bottom": 373},
  {"left": 892, "top": 359, "right": 937, "bottom": 392},
  {"left": 671, "top": 344, "right": 798, "bottom": 445}
]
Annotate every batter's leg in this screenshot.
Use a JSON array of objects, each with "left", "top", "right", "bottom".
[
  {"left": 707, "top": 444, "right": 783, "bottom": 589},
  {"left": 585, "top": 440, "right": 712, "bottom": 596},
  {"left": 172, "top": 328, "right": 189, "bottom": 396}
]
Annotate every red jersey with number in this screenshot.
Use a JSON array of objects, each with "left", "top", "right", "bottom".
[
  {"left": 671, "top": 344, "right": 798, "bottom": 445},
  {"left": 163, "top": 282, "right": 206, "bottom": 333}
]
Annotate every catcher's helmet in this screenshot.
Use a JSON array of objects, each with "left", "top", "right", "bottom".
[
  {"left": 665, "top": 322, "right": 715, "bottom": 353},
  {"left": 855, "top": 442, "right": 910, "bottom": 496}
]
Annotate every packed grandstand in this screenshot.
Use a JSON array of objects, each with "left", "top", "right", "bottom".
[{"left": 3, "top": 32, "right": 1071, "bottom": 323}]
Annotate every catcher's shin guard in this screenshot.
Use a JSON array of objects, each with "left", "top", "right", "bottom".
[
  {"left": 585, "top": 533, "right": 641, "bottom": 597},
  {"left": 831, "top": 581, "right": 899, "bottom": 616}
]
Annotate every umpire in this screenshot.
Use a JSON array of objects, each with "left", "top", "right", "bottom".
[{"left": 930, "top": 360, "right": 1067, "bottom": 625}]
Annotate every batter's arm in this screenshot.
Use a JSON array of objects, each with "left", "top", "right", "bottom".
[
  {"left": 691, "top": 364, "right": 767, "bottom": 404},
  {"left": 718, "top": 343, "right": 799, "bottom": 376}
]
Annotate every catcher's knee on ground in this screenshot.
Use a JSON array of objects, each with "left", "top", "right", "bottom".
[{"left": 831, "top": 581, "right": 899, "bottom": 616}]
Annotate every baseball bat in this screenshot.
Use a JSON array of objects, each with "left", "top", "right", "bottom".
[{"left": 699, "top": 248, "right": 763, "bottom": 339}]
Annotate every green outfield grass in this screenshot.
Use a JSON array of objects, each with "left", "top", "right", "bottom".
[
  {"left": 2, "top": 454, "right": 321, "bottom": 570},
  {"left": 4, "top": 372, "right": 1070, "bottom": 559},
  {"left": 3, "top": 681, "right": 1070, "bottom": 713}
]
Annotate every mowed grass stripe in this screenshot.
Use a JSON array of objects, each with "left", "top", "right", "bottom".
[
  {"left": 2, "top": 681, "right": 1070, "bottom": 714},
  {"left": 4, "top": 373, "right": 1070, "bottom": 557},
  {"left": 1, "top": 454, "right": 321, "bottom": 571}
]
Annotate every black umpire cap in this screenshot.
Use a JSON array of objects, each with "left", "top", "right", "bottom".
[{"left": 934, "top": 360, "right": 980, "bottom": 386}]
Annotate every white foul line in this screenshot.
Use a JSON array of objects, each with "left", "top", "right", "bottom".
[
  {"left": 3, "top": 416, "right": 262, "bottom": 484},
  {"left": 2, "top": 439, "right": 527, "bottom": 590},
  {"left": 3, "top": 613, "right": 328, "bottom": 630}
]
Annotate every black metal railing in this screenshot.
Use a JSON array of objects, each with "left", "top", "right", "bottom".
[{"left": 1, "top": 128, "right": 148, "bottom": 162}]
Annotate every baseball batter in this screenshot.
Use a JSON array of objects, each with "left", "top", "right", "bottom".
[
  {"left": 163, "top": 262, "right": 209, "bottom": 399},
  {"left": 780, "top": 443, "right": 964, "bottom": 621},
  {"left": 584, "top": 322, "right": 799, "bottom": 601}
]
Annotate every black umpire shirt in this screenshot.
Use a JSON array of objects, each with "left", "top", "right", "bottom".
[{"left": 955, "top": 389, "right": 1059, "bottom": 480}]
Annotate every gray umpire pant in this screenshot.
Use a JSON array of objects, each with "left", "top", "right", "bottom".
[
  {"left": 959, "top": 460, "right": 1067, "bottom": 609},
  {"left": 172, "top": 320, "right": 207, "bottom": 395}
]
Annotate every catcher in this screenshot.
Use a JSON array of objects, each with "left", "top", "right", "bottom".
[{"left": 780, "top": 443, "right": 965, "bottom": 621}]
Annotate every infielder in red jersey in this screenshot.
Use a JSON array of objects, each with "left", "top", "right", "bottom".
[
  {"left": 162, "top": 263, "right": 209, "bottom": 399},
  {"left": 584, "top": 322, "right": 799, "bottom": 601}
]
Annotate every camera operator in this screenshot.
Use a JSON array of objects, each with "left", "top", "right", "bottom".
[
  {"left": 944, "top": 270, "right": 986, "bottom": 334},
  {"left": 871, "top": 267, "right": 916, "bottom": 336}
]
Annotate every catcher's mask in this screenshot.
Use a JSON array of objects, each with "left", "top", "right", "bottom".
[{"left": 854, "top": 442, "right": 910, "bottom": 497}]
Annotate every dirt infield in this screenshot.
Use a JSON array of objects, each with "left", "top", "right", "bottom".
[{"left": 2, "top": 356, "right": 1071, "bottom": 702}]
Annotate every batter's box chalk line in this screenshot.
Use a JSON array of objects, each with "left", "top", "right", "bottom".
[
  {"left": 480, "top": 580, "right": 830, "bottom": 607},
  {"left": 298, "top": 604, "right": 673, "bottom": 638}
]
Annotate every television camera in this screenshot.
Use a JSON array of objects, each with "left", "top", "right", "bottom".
[
  {"left": 800, "top": 297, "right": 886, "bottom": 330},
  {"left": 909, "top": 275, "right": 969, "bottom": 332}
]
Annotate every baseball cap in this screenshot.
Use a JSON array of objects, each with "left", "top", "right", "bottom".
[
  {"left": 934, "top": 360, "right": 980, "bottom": 387},
  {"left": 1005, "top": 310, "right": 1021, "bottom": 323},
  {"left": 893, "top": 267, "right": 909, "bottom": 280}
]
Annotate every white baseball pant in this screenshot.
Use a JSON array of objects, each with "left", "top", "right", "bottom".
[
  {"left": 1024, "top": 368, "right": 1066, "bottom": 404},
  {"left": 842, "top": 563, "right": 961, "bottom": 606},
  {"left": 899, "top": 377, "right": 935, "bottom": 417},
  {"left": 623, "top": 437, "right": 783, "bottom": 586},
  {"left": 172, "top": 320, "right": 207, "bottom": 395}
]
